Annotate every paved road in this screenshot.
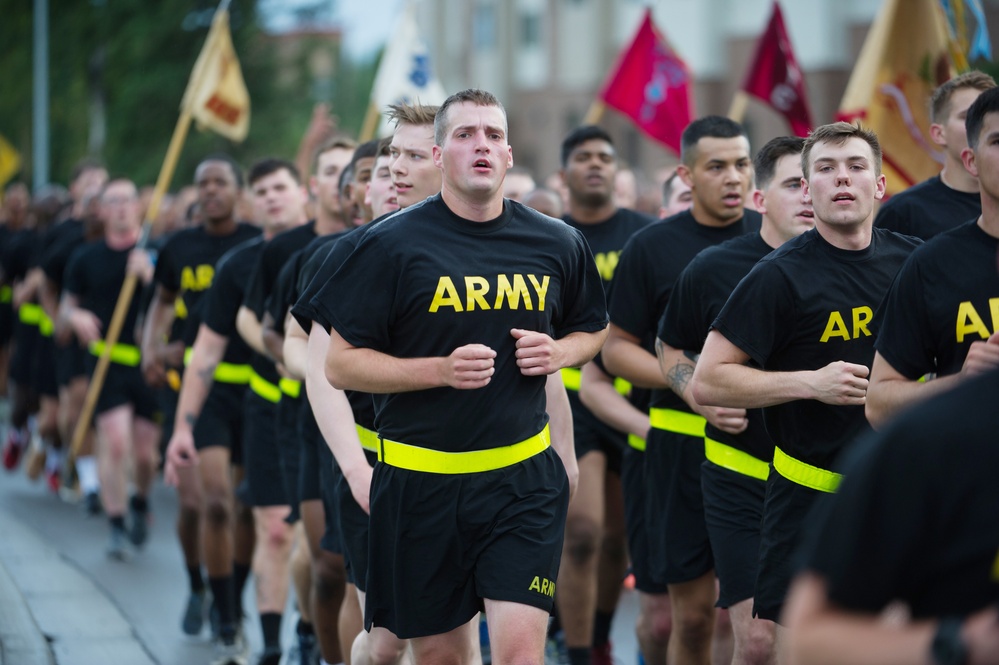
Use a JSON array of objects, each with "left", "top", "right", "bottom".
[{"left": 0, "top": 467, "right": 640, "bottom": 665}]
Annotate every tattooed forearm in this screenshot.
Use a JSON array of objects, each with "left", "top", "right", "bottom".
[
  {"left": 666, "top": 361, "right": 695, "bottom": 396},
  {"left": 196, "top": 366, "right": 215, "bottom": 390},
  {"left": 184, "top": 412, "right": 197, "bottom": 427}
]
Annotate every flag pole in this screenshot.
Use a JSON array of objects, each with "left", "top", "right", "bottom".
[
  {"left": 358, "top": 102, "right": 381, "bottom": 142},
  {"left": 582, "top": 101, "right": 606, "bottom": 125},
  {"left": 728, "top": 90, "right": 750, "bottom": 122}
]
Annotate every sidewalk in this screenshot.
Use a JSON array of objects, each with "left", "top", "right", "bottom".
[{"left": 0, "top": 508, "right": 155, "bottom": 665}]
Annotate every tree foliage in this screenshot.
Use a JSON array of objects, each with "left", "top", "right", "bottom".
[{"left": 0, "top": 0, "right": 376, "bottom": 190}]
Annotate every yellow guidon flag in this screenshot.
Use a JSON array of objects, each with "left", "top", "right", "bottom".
[
  {"left": 180, "top": 9, "right": 250, "bottom": 142},
  {"left": 836, "top": 0, "right": 954, "bottom": 196},
  {"left": 0, "top": 133, "right": 21, "bottom": 189}
]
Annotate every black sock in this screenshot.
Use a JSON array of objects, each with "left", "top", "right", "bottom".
[
  {"left": 260, "top": 612, "right": 282, "bottom": 651},
  {"left": 187, "top": 565, "right": 205, "bottom": 593},
  {"left": 296, "top": 618, "right": 314, "bottom": 636},
  {"left": 233, "top": 562, "right": 251, "bottom": 618},
  {"left": 568, "top": 646, "right": 592, "bottom": 665},
  {"left": 593, "top": 610, "right": 614, "bottom": 647},
  {"left": 129, "top": 494, "right": 148, "bottom": 513},
  {"left": 208, "top": 575, "right": 236, "bottom": 631},
  {"left": 109, "top": 515, "right": 126, "bottom": 531}
]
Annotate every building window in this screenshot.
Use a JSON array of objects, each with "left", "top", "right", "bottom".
[
  {"left": 473, "top": 3, "right": 497, "bottom": 49},
  {"left": 520, "top": 11, "right": 541, "bottom": 47}
]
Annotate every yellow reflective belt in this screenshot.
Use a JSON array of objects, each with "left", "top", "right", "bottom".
[
  {"left": 0, "top": 285, "right": 11, "bottom": 303},
  {"left": 772, "top": 447, "right": 841, "bottom": 493},
  {"left": 628, "top": 433, "right": 646, "bottom": 452},
  {"left": 249, "top": 369, "right": 282, "bottom": 403},
  {"left": 280, "top": 378, "right": 301, "bottom": 398},
  {"left": 183, "top": 347, "right": 251, "bottom": 384},
  {"left": 378, "top": 424, "right": 550, "bottom": 474},
  {"left": 18, "top": 303, "right": 42, "bottom": 325},
  {"left": 88, "top": 341, "right": 142, "bottom": 367},
  {"left": 704, "top": 437, "right": 769, "bottom": 481},
  {"left": 649, "top": 408, "right": 706, "bottom": 438},
  {"left": 38, "top": 313, "right": 54, "bottom": 337},
  {"left": 561, "top": 367, "right": 631, "bottom": 396},
  {"left": 356, "top": 425, "right": 379, "bottom": 452}
]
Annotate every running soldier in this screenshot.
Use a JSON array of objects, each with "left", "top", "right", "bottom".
[
  {"left": 874, "top": 71, "right": 995, "bottom": 239},
  {"left": 602, "top": 116, "right": 760, "bottom": 665},
  {"left": 691, "top": 123, "right": 920, "bottom": 639},
  {"left": 866, "top": 86, "right": 999, "bottom": 429},
  {"left": 59, "top": 178, "right": 159, "bottom": 559},
  {"left": 315, "top": 89, "right": 608, "bottom": 665},
  {"left": 656, "top": 136, "right": 813, "bottom": 664}
]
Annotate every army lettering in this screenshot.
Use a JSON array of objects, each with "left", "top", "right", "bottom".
[
  {"left": 429, "top": 274, "right": 550, "bottom": 313},
  {"left": 819, "top": 306, "right": 873, "bottom": 342},
  {"left": 955, "top": 298, "right": 999, "bottom": 343},
  {"left": 180, "top": 264, "right": 216, "bottom": 292},
  {"left": 593, "top": 251, "right": 620, "bottom": 282}
]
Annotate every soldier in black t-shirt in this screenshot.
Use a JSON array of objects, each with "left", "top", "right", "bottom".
[
  {"left": 146, "top": 155, "right": 260, "bottom": 660},
  {"left": 314, "top": 90, "right": 608, "bottom": 661},
  {"left": 288, "top": 121, "right": 436, "bottom": 665},
  {"left": 783, "top": 368, "right": 999, "bottom": 665},
  {"left": 59, "top": 179, "right": 159, "bottom": 560},
  {"left": 656, "top": 137, "right": 813, "bottom": 663},
  {"left": 602, "top": 116, "right": 760, "bottom": 665},
  {"left": 868, "top": 86, "right": 999, "bottom": 430},
  {"left": 553, "top": 125, "right": 652, "bottom": 665},
  {"left": 692, "top": 123, "right": 920, "bottom": 633},
  {"left": 874, "top": 71, "right": 995, "bottom": 240}
]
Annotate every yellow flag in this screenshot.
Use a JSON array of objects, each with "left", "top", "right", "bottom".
[
  {"left": 0, "top": 133, "right": 21, "bottom": 188},
  {"left": 180, "top": 10, "right": 250, "bottom": 142},
  {"left": 837, "top": 0, "right": 953, "bottom": 195}
]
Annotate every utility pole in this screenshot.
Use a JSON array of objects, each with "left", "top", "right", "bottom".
[{"left": 33, "top": 0, "right": 49, "bottom": 190}]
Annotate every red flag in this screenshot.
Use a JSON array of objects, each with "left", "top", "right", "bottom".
[
  {"left": 741, "top": 2, "right": 813, "bottom": 137},
  {"left": 598, "top": 9, "right": 694, "bottom": 154}
]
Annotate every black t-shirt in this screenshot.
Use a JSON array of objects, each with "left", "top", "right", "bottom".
[
  {"left": 799, "top": 368, "right": 999, "bottom": 618},
  {"left": 659, "top": 232, "right": 775, "bottom": 461},
  {"left": 311, "top": 195, "right": 608, "bottom": 451},
  {"left": 243, "top": 221, "right": 317, "bottom": 319},
  {"left": 200, "top": 238, "right": 259, "bottom": 366},
  {"left": 874, "top": 175, "right": 980, "bottom": 240},
  {"left": 153, "top": 222, "right": 260, "bottom": 346},
  {"left": 563, "top": 208, "right": 653, "bottom": 289},
  {"left": 609, "top": 208, "right": 763, "bottom": 412},
  {"left": 874, "top": 220, "right": 999, "bottom": 378},
  {"left": 39, "top": 219, "right": 85, "bottom": 291},
  {"left": 712, "top": 228, "right": 920, "bottom": 469},
  {"left": 290, "top": 227, "right": 384, "bottom": 432},
  {"left": 2, "top": 227, "right": 42, "bottom": 283},
  {"left": 63, "top": 239, "right": 144, "bottom": 347}
]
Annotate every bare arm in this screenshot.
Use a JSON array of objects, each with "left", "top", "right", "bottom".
[
  {"left": 691, "top": 330, "right": 870, "bottom": 409},
  {"left": 601, "top": 323, "right": 668, "bottom": 389},
  {"left": 578, "top": 362, "right": 649, "bottom": 441},
  {"left": 236, "top": 305, "right": 267, "bottom": 355},
  {"left": 140, "top": 285, "right": 183, "bottom": 387},
  {"left": 867, "top": 335, "right": 999, "bottom": 430},
  {"left": 656, "top": 337, "right": 747, "bottom": 435},
  {"left": 325, "top": 324, "right": 496, "bottom": 393},
  {"left": 282, "top": 316, "right": 308, "bottom": 380},
  {"left": 307, "top": 323, "right": 372, "bottom": 512},
  {"left": 545, "top": 374, "right": 578, "bottom": 498},
  {"left": 784, "top": 572, "right": 999, "bottom": 665},
  {"left": 57, "top": 292, "right": 101, "bottom": 346},
  {"left": 511, "top": 326, "right": 609, "bottom": 376},
  {"left": 163, "top": 325, "right": 227, "bottom": 485}
]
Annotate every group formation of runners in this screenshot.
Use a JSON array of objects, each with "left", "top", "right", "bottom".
[{"left": 2, "top": 72, "right": 999, "bottom": 665}]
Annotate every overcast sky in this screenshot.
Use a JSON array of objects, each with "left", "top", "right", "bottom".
[{"left": 259, "top": 0, "right": 404, "bottom": 59}]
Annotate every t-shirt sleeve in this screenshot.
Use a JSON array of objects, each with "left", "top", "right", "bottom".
[
  {"left": 552, "top": 232, "right": 609, "bottom": 338},
  {"left": 711, "top": 261, "right": 794, "bottom": 367},
  {"left": 62, "top": 247, "right": 87, "bottom": 298},
  {"left": 266, "top": 256, "right": 300, "bottom": 336},
  {"left": 607, "top": 233, "right": 658, "bottom": 338},
  {"left": 658, "top": 260, "right": 708, "bottom": 351},
  {"left": 310, "top": 234, "right": 395, "bottom": 350},
  {"left": 242, "top": 250, "right": 270, "bottom": 319},
  {"left": 872, "top": 256, "right": 935, "bottom": 379},
  {"left": 294, "top": 238, "right": 352, "bottom": 333},
  {"left": 202, "top": 257, "right": 242, "bottom": 338},
  {"left": 153, "top": 237, "right": 181, "bottom": 293}
]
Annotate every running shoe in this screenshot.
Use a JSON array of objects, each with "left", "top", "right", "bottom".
[
  {"left": 181, "top": 589, "right": 208, "bottom": 637},
  {"left": 211, "top": 629, "right": 249, "bottom": 665},
  {"left": 84, "top": 491, "right": 102, "bottom": 516},
  {"left": 106, "top": 526, "right": 130, "bottom": 561},
  {"left": 592, "top": 641, "right": 615, "bottom": 665},
  {"left": 255, "top": 646, "right": 282, "bottom": 665},
  {"left": 128, "top": 499, "right": 150, "bottom": 547},
  {"left": 2, "top": 428, "right": 25, "bottom": 471}
]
